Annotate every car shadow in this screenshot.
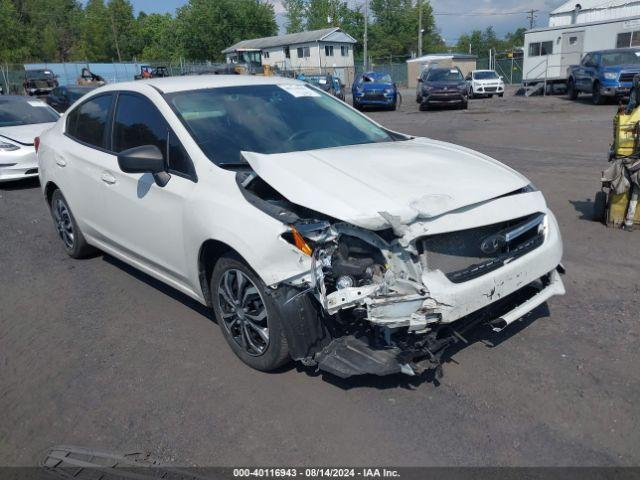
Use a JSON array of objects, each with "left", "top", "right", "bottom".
[
  {"left": 101, "top": 254, "right": 212, "bottom": 319},
  {"left": 313, "top": 302, "right": 550, "bottom": 391},
  {"left": 570, "top": 198, "right": 596, "bottom": 220},
  {"left": 0, "top": 177, "right": 40, "bottom": 190}
]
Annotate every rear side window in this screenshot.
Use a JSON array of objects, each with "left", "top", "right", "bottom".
[
  {"left": 113, "top": 93, "right": 195, "bottom": 179},
  {"left": 66, "top": 94, "right": 114, "bottom": 149}
]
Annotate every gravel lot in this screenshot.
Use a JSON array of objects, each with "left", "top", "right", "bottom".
[{"left": 1, "top": 87, "right": 638, "bottom": 467}]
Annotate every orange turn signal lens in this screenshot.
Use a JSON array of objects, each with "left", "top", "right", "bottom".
[{"left": 290, "top": 226, "right": 313, "bottom": 256}]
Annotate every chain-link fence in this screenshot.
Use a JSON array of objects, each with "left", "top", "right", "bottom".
[{"left": 476, "top": 56, "right": 524, "bottom": 84}]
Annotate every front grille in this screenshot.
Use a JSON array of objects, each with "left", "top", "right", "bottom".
[
  {"left": 364, "top": 92, "right": 385, "bottom": 100},
  {"left": 418, "top": 213, "right": 545, "bottom": 283},
  {"left": 484, "top": 86, "right": 498, "bottom": 92},
  {"left": 619, "top": 72, "right": 637, "bottom": 83}
]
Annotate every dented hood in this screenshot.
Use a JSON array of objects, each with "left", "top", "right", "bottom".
[{"left": 243, "top": 138, "right": 529, "bottom": 230}]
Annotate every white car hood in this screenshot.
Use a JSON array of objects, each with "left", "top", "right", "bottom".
[
  {"left": 0, "top": 123, "right": 55, "bottom": 145},
  {"left": 243, "top": 138, "right": 529, "bottom": 230}
]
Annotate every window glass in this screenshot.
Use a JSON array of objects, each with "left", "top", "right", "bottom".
[
  {"left": 0, "top": 98, "right": 59, "bottom": 127},
  {"left": 426, "top": 69, "right": 463, "bottom": 81},
  {"left": 341, "top": 45, "right": 348, "bottom": 56},
  {"left": 474, "top": 71, "right": 499, "bottom": 80},
  {"left": 67, "top": 94, "right": 113, "bottom": 148},
  {"left": 167, "top": 85, "right": 397, "bottom": 166},
  {"left": 540, "top": 41, "right": 553, "bottom": 55},
  {"left": 113, "top": 93, "right": 194, "bottom": 177},
  {"left": 325, "top": 45, "right": 334, "bottom": 56},
  {"left": 617, "top": 32, "right": 632, "bottom": 48},
  {"left": 284, "top": 46, "right": 290, "bottom": 58},
  {"left": 529, "top": 42, "right": 540, "bottom": 56},
  {"left": 600, "top": 50, "right": 640, "bottom": 66}
]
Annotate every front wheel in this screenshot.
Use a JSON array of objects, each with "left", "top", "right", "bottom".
[
  {"left": 592, "top": 83, "right": 606, "bottom": 105},
  {"left": 50, "top": 189, "right": 96, "bottom": 259},
  {"left": 498, "top": 93, "right": 504, "bottom": 98},
  {"left": 593, "top": 191, "right": 607, "bottom": 224},
  {"left": 211, "top": 254, "right": 290, "bottom": 372}
]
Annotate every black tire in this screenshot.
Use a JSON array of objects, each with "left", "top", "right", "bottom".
[
  {"left": 498, "top": 93, "right": 504, "bottom": 98},
  {"left": 416, "top": 94, "right": 422, "bottom": 104},
  {"left": 488, "top": 94, "right": 494, "bottom": 98},
  {"left": 460, "top": 100, "right": 468, "bottom": 110},
  {"left": 419, "top": 102, "right": 429, "bottom": 111},
  {"left": 593, "top": 190, "right": 607, "bottom": 224},
  {"left": 210, "top": 254, "right": 290, "bottom": 372},
  {"left": 469, "top": 88, "right": 475, "bottom": 99},
  {"left": 353, "top": 101, "right": 361, "bottom": 111},
  {"left": 567, "top": 79, "right": 578, "bottom": 100},
  {"left": 50, "top": 189, "right": 96, "bottom": 259},
  {"left": 592, "top": 82, "right": 606, "bottom": 105}
]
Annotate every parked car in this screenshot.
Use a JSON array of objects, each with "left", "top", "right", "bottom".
[
  {"left": 303, "top": 74, "right": 345, "bottom": 100},
  {"left": 46, "top": 85, "right": 96, "bottom": 113},
  {"left": 417, "top": 67, "right": 468, "bottom": 110},
  {"left": 134, "top": 65, "right": 170, "bottom": 80},
  {"left": 465, "top": 69, "right": 505, "bottom": 98},
  {"left": 567, "top": 48, "right": 640, "bottom": 105},
  {"left": 38, "top": 76, "right": 564, "bottom": 378},
  {"left": 352, "top": 72, "right": 398, "bottom": 110},
  {"left": 77, "top": 67, "right": 106, "bottom": 87},
  {"left": 0, "top": 96, "right": 59, "bottom": 182},
  {"left": 23, "top": 69, "right": 58, "bottom": 96}
]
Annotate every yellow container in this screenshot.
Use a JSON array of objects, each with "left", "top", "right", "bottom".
[
  {"left": 608, "top": 190, "right": 640, "bottom": 226},
  {"left": 613, "top": 112, "right": 640, "bottom": 157}
]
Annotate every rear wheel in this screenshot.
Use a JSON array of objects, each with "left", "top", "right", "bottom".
[
  {"left": 567, "top": 79, "right": 578, "bottom": 100},
  {"left": 211, "top": 254, "right": 290, "bottom": 371},
  {"left": 50, "top": 190, "right": 96, "bottom": 259}
]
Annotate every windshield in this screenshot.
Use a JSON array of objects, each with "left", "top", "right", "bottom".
[
  {"left": 0, "top": 99, "right": 59, "bottom": 127},
  {"left": 474, "top": 71, "right": 499, "bottom": 80},
  {"left": 601, "top": 51, "right": 640, "bottom": 66},
  {"left": 25, "top": 70, "right": 54, "bottom": 79},
  {"left": 362, "top": 74, "right": 392, "bottom": 84},
  {"left": 427, "top": 69, "right": 463, "bottom": 82},
  {"left": 167, "top": 84, "right": 395, "bottom": 166},
  {"left": 306, "top": 76, "right": 330, "bottom": 87}
]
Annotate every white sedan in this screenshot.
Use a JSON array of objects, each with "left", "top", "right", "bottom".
[
  {"left": 0, "top": 96, "right": 59, "bottom": 182},
  {"left": 38, "top": 76, "right": 564, "bottom": 379},
  {"left": 466, "top": 70, "right": 505, "bottom": 98}
]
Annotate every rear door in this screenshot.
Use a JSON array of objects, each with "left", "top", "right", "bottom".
[
  {"left": 100, "top": 91, "right": 198, "bottom": 287},
  {"left": 561, "top": 31, "right": 585, "bottom": 74},
  {"left": 57, "top": 93, "right": 116, "bottom": 241}
]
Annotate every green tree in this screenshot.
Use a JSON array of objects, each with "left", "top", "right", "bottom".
[
  {"left": 75, "top": 0, "right": 111, "bottom": 61},
  {"left": 106, "top": 0, "right": 136, "bottom": 61},
  {"left": 0, "top": 0, "right": 30, "bottom": 62},
  {"left": 283, "top": 0, "right": 305, "bottom": 33},
  {"left": 134, "top": 13, "right": 183, "bottom": 61},
  {"left": 176, "top": 0, "right": 277, "bottom": 61}
]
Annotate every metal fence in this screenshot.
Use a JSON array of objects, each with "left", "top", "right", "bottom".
[{"left": 476, "top": 56, "right": 524, "bottom": 84}]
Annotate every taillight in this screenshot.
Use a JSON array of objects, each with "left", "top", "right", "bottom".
[{"left": 34, "top": 136, "right": 40, "bottom": 153}]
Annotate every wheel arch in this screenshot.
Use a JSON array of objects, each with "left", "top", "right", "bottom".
[
  {"left": 197, "top": 239, "right": 250, "bottom": 307},
  {"left": 44, "top": 181, "right": 60, "bottom": 205}
]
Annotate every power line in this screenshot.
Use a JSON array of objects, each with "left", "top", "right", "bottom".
[{"left": 527, "top": 9, "right": 539, "bottom": 29}]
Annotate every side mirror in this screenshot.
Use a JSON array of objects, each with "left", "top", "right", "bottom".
[
  {"left": 117, "top": 144, "right": 171, "bottom": 187},
  {"left": 417, "top": 77, "right": 422, "bottom": 82}
]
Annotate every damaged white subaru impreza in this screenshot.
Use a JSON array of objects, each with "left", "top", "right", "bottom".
[{"left": 38, "top": 76, "right": 565, "bottom": 378}]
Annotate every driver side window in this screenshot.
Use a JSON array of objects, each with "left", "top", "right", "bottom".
[{"left": 113, "top": 93, "right": 196, "bottom": 180}]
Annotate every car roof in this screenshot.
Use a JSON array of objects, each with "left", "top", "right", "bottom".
[
  {"left": 473, "top": 69, "right": 497, "bottom": 73},
  {"left": 591, "top": 48, "right": 640, "bottom": 54},
  {"left": 93, "top": 74, "right": 307, "bottom": 94}
]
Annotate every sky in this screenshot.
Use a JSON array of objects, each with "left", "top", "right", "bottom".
[{"left": 126, "top": 0, "right": 569, "bottom": 46}]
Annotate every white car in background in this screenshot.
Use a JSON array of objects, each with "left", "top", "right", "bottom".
[
  {"left": 466, "top": 70, "right": 505, "bottom": 98},
  {"left": 38, "top": 76, "right": 564, "bottom": 379},
  {"left": 0, "top": 96, "right": 59, "bottom": 182}
]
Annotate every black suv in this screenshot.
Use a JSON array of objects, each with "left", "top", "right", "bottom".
[{"left": 416, "top": 67, "right": 468, "bottom": 110}]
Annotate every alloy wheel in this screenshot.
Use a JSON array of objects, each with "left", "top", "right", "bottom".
[
  {"left": 218, "top": 269, "right": 269, "bottom": 356},
  {"left": 53, "top": 198, "right": 74, "bottom": 250}
]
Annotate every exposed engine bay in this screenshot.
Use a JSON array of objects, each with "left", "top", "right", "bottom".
[{"left": 236, "top": 165, "right": 565, "bottom": 379}]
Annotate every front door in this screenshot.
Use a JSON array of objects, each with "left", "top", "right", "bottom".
[
  {"left": 100, "top": 92, "right": 199, "bottom": 289},
  {"left": 561, "top": 31, "right": 585, "bottom": 73}
]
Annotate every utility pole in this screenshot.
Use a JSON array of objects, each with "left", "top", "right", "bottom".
[
  {"left": 363, "top": 0, "right": 368, "bottom": 70},
  {"left": 527, "top": 9, "right": 538, "bottom": 29},
  {"left": 418, "top": 0, "right": 423, "bottom": 58}
]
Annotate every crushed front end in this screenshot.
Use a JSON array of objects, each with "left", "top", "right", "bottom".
[{"left": 238, "top": 170, "right": 565, "bottom": 379}]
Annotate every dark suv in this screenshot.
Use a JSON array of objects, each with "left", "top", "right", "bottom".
[
  {"left": 416, "top": 67, "right": 468, "bottom": 110},
  {"left": 23, "top": 69, "right": 58, "bottom": 96}
]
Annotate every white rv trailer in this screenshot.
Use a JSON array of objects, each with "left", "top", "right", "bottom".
[{"left": 523, "top": 15, "right": 640, "bottom": 86}]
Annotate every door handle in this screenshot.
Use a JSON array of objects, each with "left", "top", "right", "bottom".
[
  {"left": 55, "top": 157, "right": 66, "bottom": 167},
  {"left": 101, "top": 172, "right": 116, "bottom": 185}
]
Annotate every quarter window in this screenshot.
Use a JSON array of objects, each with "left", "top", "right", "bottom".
[
  {"left": 113, "top": 93, "right": 195, "bottom": 178},
  {"left": 528, "top": 41, "right": 553, "bottom": 56},
  {"left": 66, "top": 94, "right": 114, "bottom": 149}
]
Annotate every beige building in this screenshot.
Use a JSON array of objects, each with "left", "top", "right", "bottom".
[{"left": 407, "top": 54, "right": 478, "bottom": 88}]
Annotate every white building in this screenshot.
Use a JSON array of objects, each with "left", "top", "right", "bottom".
[
  {"left": 222, "top": 27, "right": 357, "bottom": 82},
  {"left": 523, "top": 0, "right": 640, "bottom": 85}
]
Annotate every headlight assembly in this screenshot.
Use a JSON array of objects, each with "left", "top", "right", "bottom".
[
  {"left": 604, "top": 72, "right": 618, "bottom": 80},
  {"left": 0, "top": 140, "right": 19, "bottom": 152}
]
